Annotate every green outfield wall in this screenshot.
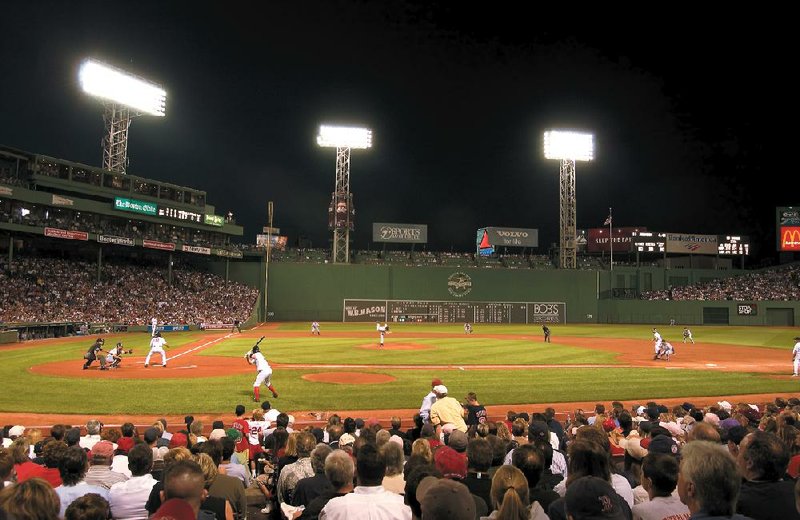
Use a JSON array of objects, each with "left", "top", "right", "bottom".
[{"left": 207, "top": 259, "right": 797, "bottom": 325}]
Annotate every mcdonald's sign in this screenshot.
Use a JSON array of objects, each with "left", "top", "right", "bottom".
[{"left": 780, "top": 226, "right": 800, "bottom": 251}]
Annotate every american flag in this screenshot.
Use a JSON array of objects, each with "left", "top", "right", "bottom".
[{"left": 604, "top": 215, "right": 612, "bottom": 226}]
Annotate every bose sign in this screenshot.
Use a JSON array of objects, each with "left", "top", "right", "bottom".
[
  {"left": 372, "top": 223, "right": 428, "bottom": 244},
  {"left": 485, "top": 227, "right": 539, "bottom": 248}
]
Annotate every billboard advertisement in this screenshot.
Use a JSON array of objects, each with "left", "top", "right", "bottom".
[
  {"left": 114, "top": 197, "right": 157, "bottom": 216},
  {"left": 484, "top": 227, "right": 538, "bottom": 248},
  {"left": 665, "top": 233, "right": 718, "bottom": 255},
  {"left": 778, "top": 207, "right": 800, "bottom": 251},
  {"left": 372, "top": 223, "right": 428, "bottom": 243},
  {"left": 587, "top": 227, "right": 644, "bottom": 253}
]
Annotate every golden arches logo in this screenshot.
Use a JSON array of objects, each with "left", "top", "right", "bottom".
[{"left": 782, "top": 227, "right": 800, "bottom": 250}]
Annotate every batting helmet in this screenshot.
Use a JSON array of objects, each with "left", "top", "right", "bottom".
[
  {"left": 252, "top": 345, "right": 260, "bottom": 353},
  {"left": 155, "top": 331, "right": 162, "bottom": 337}
]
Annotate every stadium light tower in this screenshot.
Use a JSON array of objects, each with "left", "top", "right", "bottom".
[
  {"left": 544, "top": 130, "right": 594, "bottom": 269},
  {"left": 316, "top": 124, "right": 373, "bottom": 264},
  {"left": 79, "top": 58, "right": 166, "bottom": 174}
]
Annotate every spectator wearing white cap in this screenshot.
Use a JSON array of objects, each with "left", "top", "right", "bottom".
[{"left": 429, "top": 385, "right": 468, "bottom": 437}]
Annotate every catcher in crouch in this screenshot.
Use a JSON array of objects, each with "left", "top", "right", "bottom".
[
  {"left": 106, "top": 342, "right": 133, "bottom": 368},
  {"left": 245, "top": 336, "right": 278, "bottom": 401}
]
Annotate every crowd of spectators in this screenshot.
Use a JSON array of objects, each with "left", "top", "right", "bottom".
[
  {"left": 0, "top": 255, "right": 259, "bottom": 325},
  {"left": 3, "top": 393, "right": 800, "bottom": 519},
  {"left": 642, "top": 264, "right": 800, "bottom": 301}
]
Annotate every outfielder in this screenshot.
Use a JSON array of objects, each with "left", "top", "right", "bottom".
[
  {"left": 144, "top": 331, "right": 168, "bottom": 368},
  {"left": 464, "top": 323, "right": 473, "bottom": 334},
  {"left": 683, "top": 327, "right": 695, "bottom": 344},
  {"left": 245, "top": 336, "right": 278, "bottom": 401},
  {"left": 792, "top": 337, "right": 800, "bottom": 377},
  {"left": 311, "top": 321, "right": 321, "bottom": 335}
]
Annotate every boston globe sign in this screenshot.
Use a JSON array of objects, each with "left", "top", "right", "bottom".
[{"left": 372, "top": 223, "right": 428, "bottom": 244}]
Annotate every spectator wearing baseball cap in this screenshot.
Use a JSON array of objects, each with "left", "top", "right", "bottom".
[
  {"left": 420, "top": 378, "right": 443, "bottom": 425},
  {"left": 84, "top": 440, "right": 129, "bottom": 490},
  {"left": 435, "top": 445, "right": 467, "bottom": 480},
  {"left": 417, "top": 476, "right": 476, "bottom": 520}
]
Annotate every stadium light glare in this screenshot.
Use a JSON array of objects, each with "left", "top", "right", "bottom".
[
  {"left": 316, "top": 125, "right": 372, "bottom": 149},
  {"left": 543, "top": 130, "right": 594, "bottom": 162},
  {"left": 79, "top": 59, "right": 166, "bottom": 116}
]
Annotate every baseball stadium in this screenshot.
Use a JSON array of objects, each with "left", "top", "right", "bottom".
[
  {"left": 3, "top": 61, "right": 800, "bottom": 520},
  {"left": 2, "top": 139, "right": 800, "bottom": 426}
]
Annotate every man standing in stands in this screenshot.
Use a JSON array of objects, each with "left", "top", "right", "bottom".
[
  {"left": 82, "top": 338, "right": 108, "bottom": 370},
  {"left": 420, "top": 379, "right": 442, "bottom": 424}
]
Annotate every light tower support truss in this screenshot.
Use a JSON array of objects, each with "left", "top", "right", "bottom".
[
  {"left": 102, "top": 104, "right": 133, "bottom": 174},
  {"left": 332, "top": 146, "right": 352, "bottom": 264},
  {"left": 559, "top": 159, "right": 577, "bottom": 269}
]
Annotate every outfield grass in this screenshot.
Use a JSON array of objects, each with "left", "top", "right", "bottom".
[{"left": 0, "top": 324, "right": 797, "bottom": 415}]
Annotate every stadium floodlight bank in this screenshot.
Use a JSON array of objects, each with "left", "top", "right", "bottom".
[
  {"left": 543, "top": 130, "right": 594, "bottom": 161},
  {"left": 316, "top": 125, "right": 373, "bottom": 149},
  {"left": 79, "top": 59, "right": 166, "bottom": 116}
]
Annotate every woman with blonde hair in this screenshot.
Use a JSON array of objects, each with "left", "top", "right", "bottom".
[
  {"left": 0, "top": 477, "right": 60, "bottom": 520},
  {"left": 189, "top": 420, "right": 207, "bottom": 444},
  {"left": 495, "top": 422, "right": 513, "bottom": 442},
  {"left": 483, "top": 465, "right": 548, "bottom": 520},
  {"left": 411, "top": 438, "right": 433, "bottom": 464}
]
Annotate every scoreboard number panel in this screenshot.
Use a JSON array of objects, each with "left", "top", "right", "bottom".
[{"left": 343, "top": 299, "right": 565, "bottom": 324}]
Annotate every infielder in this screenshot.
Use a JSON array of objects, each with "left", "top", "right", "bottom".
[
  {"left": 245, "top": 337, "right": 278, "bottom": 401},
  {"left": 144, "top": 331, "right": 168, "bottom": 368},
  {"left": 377, "top": 323, "right": 389, "bottom": 349},
  {"left": 683, "top": 327, "right": 695, "bottom": 344},
  {"left": 311, "top": 321, "right": 321, "bottom": 335},
  {"left": 656, "top": 341, "right": 675, "bottom": 361},
  {"left": 652, "top": 328, "right": 663, "bottom": 359},
  {"left": 464, "top": 323, "right": 473, "bottom": 334},
  {"left": 792, "top": 337, "right": 800, "bottom": 377}
]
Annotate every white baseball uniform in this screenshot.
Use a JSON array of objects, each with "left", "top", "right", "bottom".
[
  {"left": 653, "top": 330, "right": 663, "bottom": 354},
  {"left": 378, "top": 324, "right": 387, "bottom": 347},
  {"left": 311, "top": 321, "right": 320, "bottom": 335},
  {"left": 250, "top": 351, "right": 273, "bottom": 387},
  {"left": 145, "top": 336, "right": 168, "bottom": 367},
  {"left": 151, "top": 318, "right": 158, "bottom": 337},
  {"left": 792, "top": 341, "right": 800, "bottom": 376},
  {"left": 683, "top": 328, "right": 694, "bottom": 344}
]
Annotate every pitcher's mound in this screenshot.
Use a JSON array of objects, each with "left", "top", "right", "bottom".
[
  {"left": 356, "top": 343, "right": 432, "bottom": 351},
  {"left": 302, "top": 372, "right": 397, "bottom": 384}
]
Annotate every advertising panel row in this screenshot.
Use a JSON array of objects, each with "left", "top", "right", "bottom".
[
  {"left": 372, "top": 223, "right": 428, "bottom": 243},
  {"left": 343, "top": 299, "right": 566, "bottom": 324},
  {"left": 113, "top": 196, "right": 224, "bottom": 228}
]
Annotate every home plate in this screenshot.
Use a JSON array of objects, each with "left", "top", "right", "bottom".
[{"left": 705, "top": 363, "right": 718, "bottom": 367}]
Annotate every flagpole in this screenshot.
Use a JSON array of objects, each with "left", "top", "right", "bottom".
[{"left": 608, "top": 207, "right": 613, "bottom": 271}]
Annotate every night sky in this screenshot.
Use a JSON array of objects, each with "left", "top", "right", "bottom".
[{"left": 1, "top": 3, "right": 792, "bottom": 261}]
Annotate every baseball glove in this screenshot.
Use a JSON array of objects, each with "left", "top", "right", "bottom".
[{"left": 125, "top": 349, "right": 134, "bottom": 354}]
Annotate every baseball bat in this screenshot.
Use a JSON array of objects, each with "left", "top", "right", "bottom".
[{"left": 254, "top": 336, "right": 265, "bottom": 347}]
